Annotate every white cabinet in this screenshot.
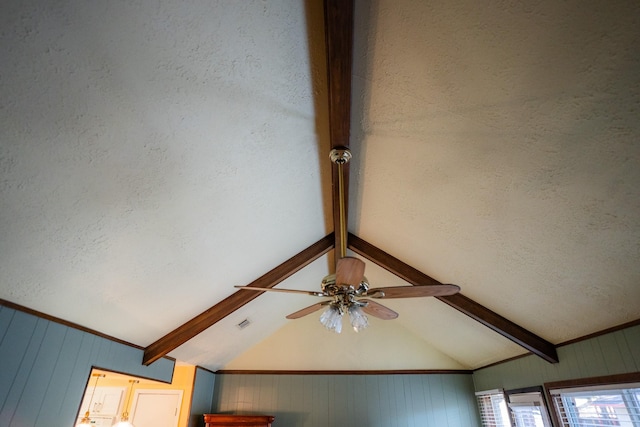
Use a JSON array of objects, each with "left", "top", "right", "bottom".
[{"left": 78, "top": 387, "right": 125, "bottom": 417}]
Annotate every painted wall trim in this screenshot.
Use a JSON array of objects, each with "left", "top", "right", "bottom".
[
  {"left": 0, "top": 298, "right": 175, "bottom": 363},
  {"left": 216, "top": 369, "right": 473, "bottom": 375},
  {"left": 473, "top": 317, "right": 640, "bottom": 371},
  {"left": 555, "top": 318, "right": 640, "bottom": 347}
]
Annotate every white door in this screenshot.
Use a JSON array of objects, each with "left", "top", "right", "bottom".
[{"left": 129, "top": 389, "right": 183, "bottom": 427}]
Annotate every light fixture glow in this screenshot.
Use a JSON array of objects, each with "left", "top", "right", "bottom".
[
  {"left": 319, "top": 304, "right": 343, "bottom": 333},
  {"left": 348, "top": 305, "right": 369, "bottom": 332},
  {"left": 113, "top": 379, "right": 138, "bottom": 427},
  {"left": 76, "top": 373, "right": 104, "bottom": 427},
  {"left": 319, "top": 301, "right": 369, "bottom": 333}
]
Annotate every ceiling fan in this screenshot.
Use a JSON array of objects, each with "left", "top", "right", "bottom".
[
  {"left": 235, "top": 147, "right": 460, "bottom": 332},
  {"left": 143, "top": 0, "right": 556, "bottom": 364}
]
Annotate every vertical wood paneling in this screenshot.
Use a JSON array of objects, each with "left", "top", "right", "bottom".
[
  {"left": 1, "top": 316, "right": 48, "bottom": 426},
  {"left": 597, "top": 333, "right": 621, "bottom": 374},
  {"left": 623, "top": 326, "right": 640, "bottom": 370},
  {"left": 587, "top": 338, "right": 606, "bottom": 376},
  {"left": 376, "top": 375, "right": 392, "bottom": 427},
  {"left": 59, "top": 332, "right": 98, "bottom": 417},
  {"left": 458, "top": 374, "right": 481, "bottom": 425},
  {"left": 189, "top": 367, "right": 215, "bottom": 427},
  {"left": 14, "top": 321, "right": 67, "bottom": 426},
  {"left": 473, "top": 324, "right": 640, "bottom": 392},
  {"left": 0, "top": 310, "right": 34, "bottom": 407},
  {"left": 0, "top": 305, "right": 175, "bottom": 427},
  {"left": 392, "top": 375, "right": 408, "bottom": 427},
  {"left": 301, "top": 375, "right": 314, "bottom": 426},
  {"left": 212, "top": 373, "right": 480, "bottom": 427},
  {"left": 0, "top": 306, "right": 15, "bottom": 342},
  {"left": 429, "top": 375, "right": 447, "bottom": 425},
  {"left": 615, "top": 329, "right": 638, "bottom": 372},
  {"left": 38, "top": 327, "right": 85, "bottom": 424},
  {"left": 319, "top": 374, "right": 330, "bottom": 426},
  {"left": 368, "top": 376, "right": 381, "bottom": 426},
  {"left": 411, "top": 375, "right": 427, "bottom": 426},
  {"left": 443, "top": 375, "right": 463, "bottom": 426},
  {"left": 332, "top": 375, "right": 348, "bottom": 427}
]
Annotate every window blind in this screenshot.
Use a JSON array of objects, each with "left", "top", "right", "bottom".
[
  {"left": 509, "top": 403, "right": 548, "bottom": 427},
  {"left": 476, "top": 390, "right": 513, "bottom": 427},
  {"left": 550, "top": 385, "right": 640, "bottom": 427},
  {"left": 507, "top": 390, "right": 552, "bottom": 427}
]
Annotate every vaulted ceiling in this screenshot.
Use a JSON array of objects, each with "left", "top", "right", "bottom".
[{"left": 1, "top": 0, "right": 639, "bottom": 372}]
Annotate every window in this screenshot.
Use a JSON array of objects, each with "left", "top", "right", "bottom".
[
  {"left": 506, "top": 388, "right": 552, "bottom": 427},
  {"left": 476, "top": 389, "right": 513, "bottom": 427},
  {"left": 549, "top": 382, "right": 640, "bottom": 427}
]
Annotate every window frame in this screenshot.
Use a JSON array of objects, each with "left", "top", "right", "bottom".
[{"left": 544, "top": 372, "right": 640, "bottom": 427}]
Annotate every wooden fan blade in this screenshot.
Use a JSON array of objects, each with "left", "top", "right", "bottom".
[
  {"left": 286, "top": 301, "right": 331, "bottom": 319},
  {"left": 366, "top": 284, "right": 461, "bottom": 298},
  {"left": 360, "top": 299, "right": 398, "bottom": 320},
  {"left": 234, "top": 285, "right": 325, "bottom": 297},
  {"left": 335, "top": 256, "right": 365, "bottom": 286}
]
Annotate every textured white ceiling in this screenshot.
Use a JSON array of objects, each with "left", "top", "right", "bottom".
[{"left": 1, "top": 0, "right": 639, "bottom": 372}]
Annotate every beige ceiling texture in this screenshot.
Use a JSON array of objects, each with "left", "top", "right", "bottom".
[{"left": 1, "top": 0, "right": 639, "bottom": 371}]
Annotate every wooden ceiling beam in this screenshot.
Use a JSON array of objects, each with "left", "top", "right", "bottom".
[
  {"left": 348, "top": 233, "right": 559, "bottom": 363},
  {"left": 143, "top": 233, "right": 334, "bottom": 365},
  {"left": 325, "top": 0, "right": 354, "bottom": 264}
]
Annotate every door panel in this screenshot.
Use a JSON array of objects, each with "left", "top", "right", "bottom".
[{"left": 130, "top": 390, "right": 183, "bottom": 427}]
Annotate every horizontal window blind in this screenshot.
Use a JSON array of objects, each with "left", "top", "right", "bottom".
[
  {"left": 476, "top": 390, "right": 513, "bottom": 427},
  {"left": 551, "top": 386, "right": 640, "bottom": 427}
]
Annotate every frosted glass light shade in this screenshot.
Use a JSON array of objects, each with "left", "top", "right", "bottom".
[
  {"left": 348, "top": 305, "right": 369, "bottom": 332},
  {"left": 319, "top": 305, "right": 343, "bottom": 333}
]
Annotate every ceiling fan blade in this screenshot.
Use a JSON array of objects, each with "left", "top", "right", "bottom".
[
  {"left": 335, "top": 256, "right": 365, "bottom": 286},
  {"left": 234, "top": 285, "right": 325, "bottom": 297},
  {"left": 360, "top": 299, "right": 398, "bottom": 320},
  {"left": 286, "top": 301, "right": 331, "bottom": 319},
  {"left": 366, "top": 284, "right": 461, "bottom": 298}
]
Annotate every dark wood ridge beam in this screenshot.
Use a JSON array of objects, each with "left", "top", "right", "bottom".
[
  {"left": 143, "top": 233, "right": 335, "bottom": 365},
  {"left": 324, "top": 0, "right": 354, "bottom": 264},
  {"left": 347, "top": 233, "right": 559, "bottom": 363}
]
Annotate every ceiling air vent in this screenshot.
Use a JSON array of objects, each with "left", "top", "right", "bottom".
[{"left": 236, "top": 318, "right": 252, "bottom": 330}]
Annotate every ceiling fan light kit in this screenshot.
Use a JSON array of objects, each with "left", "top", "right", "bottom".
[
  {"left": 234, "top": 147, "right": 461, "bottom": 334},
  {"left": 319, "top": 302, "right": 370, "bottom": 334}
]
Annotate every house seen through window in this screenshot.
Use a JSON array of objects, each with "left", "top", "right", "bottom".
[{"left": 550, "top": 383, "right": 640, "bottom": 427}]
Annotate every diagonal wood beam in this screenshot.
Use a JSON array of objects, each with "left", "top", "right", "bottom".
[
  {"left": 348, "top": 233, "right": 559, "bottom": 363},
  {"left": 143, "top": 234, "right": 334, "bottom": 365},
  {"left": 325, "top": 0, "right": 354, "bottom": 265}
]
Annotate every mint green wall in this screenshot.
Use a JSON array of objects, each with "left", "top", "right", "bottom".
[
  {"left": 0, "top": 304, "right": 214, "bottom": 427},
  {"left": 473, "top": 324, "right": 640, "bottom": 391},
  {"left": 213, "top": 373, "right": 481, "bottom": 427},
  {"left": 190, "top": 367, "right": 216, "bottom": 427}
]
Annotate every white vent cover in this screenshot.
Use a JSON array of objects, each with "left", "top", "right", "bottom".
[{"left": 236, "top": 319, "right": 252, "bottom": 330}]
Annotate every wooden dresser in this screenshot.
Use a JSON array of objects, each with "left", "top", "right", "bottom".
[{"left": 203, "top": 414, "right": 275, "bottom": 427}]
